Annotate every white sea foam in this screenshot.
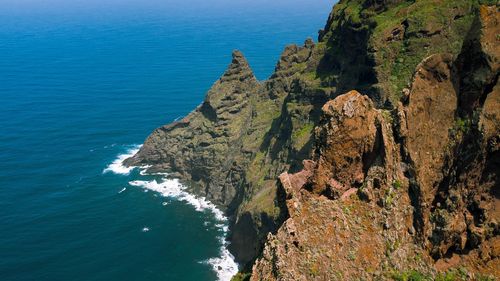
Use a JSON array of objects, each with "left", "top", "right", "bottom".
[
  {"left": 128, "top": 178, "right": 238, "bottom": 280},
  {"left": 201, "top": 234, "right": 239, "bottom": 281},
  {"left": 104, "top": 144, "right": 239, "bottom": 279},
  {"left": 129, "top": 179, "right": 226, "bottom": 221},
  {"left": 118, "top": 187, "right": 127, "bottom": 194},
  {"left": 139, "top": 166, "right": 152, "bottom": 176},
  {"left": 102, "top": 145, "right": 141, "bottom": 175}
]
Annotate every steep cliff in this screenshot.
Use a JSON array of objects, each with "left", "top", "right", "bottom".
[
  {"left": 252, "top": 4, "right": 499, "bottom": 280},
  {"left": 126, "top": 39, "right": 324, "bottom": 267},
  {"left": 126, "top": 0, "right": 499, "bottom": 278}
]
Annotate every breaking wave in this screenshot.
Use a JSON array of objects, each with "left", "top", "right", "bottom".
[
  {"left": 104, "top": 146, "right": 238, "bottom": 280},
  {"left": 201, "top": 236, "right": 239, "bottom": 281},
  {"left": 102, "top": 145, "right": 142, "bottom": 175},
  {"left": 128, "top": 178, "right": 238, "bottom": 280},
  {"left": 128, "top": 179, "right": 225, "bottom": 221}
]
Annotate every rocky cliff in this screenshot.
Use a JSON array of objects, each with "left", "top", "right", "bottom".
[{"left": 127, "top": 0, "right": 499, "bottom": 279}]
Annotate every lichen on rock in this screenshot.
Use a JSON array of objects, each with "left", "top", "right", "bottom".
[{"left": 252, "top": 4, "right": 499, "bottom": 279}]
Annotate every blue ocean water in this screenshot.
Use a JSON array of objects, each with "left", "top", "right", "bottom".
[{"left": 0, "top": 1, "right": 334, "bottom": 280}]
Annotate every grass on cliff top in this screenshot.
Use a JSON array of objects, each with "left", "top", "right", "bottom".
[
  {"left": 374, "top": 0, "right": 475, "bottom": 103},
  {"left": 321, "top": 0, "right": 477, "bottom": 105}
]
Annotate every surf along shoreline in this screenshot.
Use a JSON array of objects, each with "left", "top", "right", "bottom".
[{"left": 103, "top": 145, "right": 239, "bottom": 281}]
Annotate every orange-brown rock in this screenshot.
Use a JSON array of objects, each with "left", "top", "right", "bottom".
[
  {"left": 311, "top": 91, "right": 398, "bottom": 197},
  {"left": 252, "top": 90, "right": 427, "bottom": 281},
  {"left": 397, "top": 6, "right": 499, "bottom": 266},
  {"left": 398, "top": 53, "right": 458, "bottom": 248},
  {"left": 251, "top": 6, "right": 499, "bottom": 280}
]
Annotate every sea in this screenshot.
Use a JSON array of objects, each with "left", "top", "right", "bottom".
[{"left": 0, "top": 0, "right": 333, "bottom": 280}]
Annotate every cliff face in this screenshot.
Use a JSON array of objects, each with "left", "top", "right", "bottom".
[
  {"left": 126, "top": 39, "right": 324, "bottom": 267},
  {"left": 252, "top": 5, "right": 499, "bottom": 279},
  {"left": 126, "top": 50, "right": 261, "bottom": 208},
  {"left": 127, "top": 0, "right": 499, "bottom": 278}
]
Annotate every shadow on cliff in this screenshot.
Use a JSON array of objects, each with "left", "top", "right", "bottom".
[{"left": 316, "top": 3, "right": 381, "bottom": 105}]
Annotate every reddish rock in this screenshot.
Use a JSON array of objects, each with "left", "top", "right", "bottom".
[
  {"left": 312, "top": 90, "right": 385, "bottom": 194},
  {"left": 251, "top": 6, "right": 499, "bottom": 280}
]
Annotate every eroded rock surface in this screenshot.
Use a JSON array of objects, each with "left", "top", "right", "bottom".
[
  {"left": 126, "top": 0, "right": 499, "bottom": 278},
  {"left": 252, "top": 91, "right": 421, "bottom": 281},
  {"left": 125, "top": 50, "right": 260, "bottom": 207},
  {"left": 252, "top": 5, "right": 499, "bottom": 279}
]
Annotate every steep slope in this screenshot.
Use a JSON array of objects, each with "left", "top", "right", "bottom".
[
  {"left": 126, "top": 0, "right": 499, "bottom": 276},
  {"left": 252, "top": 5, "right": 499, "bottom": 280},
  {"left": 126, "top": 41, "right": 324, "bottom": 267},
  {"left": 125, "top": 50, "right": 262, "bottom": 208}
]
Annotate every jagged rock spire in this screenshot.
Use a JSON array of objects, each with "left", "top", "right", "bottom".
[{"left": 220, "top": 50, "right": 256, "bottom": 82}]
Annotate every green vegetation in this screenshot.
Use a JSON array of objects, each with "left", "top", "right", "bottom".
[
  {"left": 454, "top": 118, "right": 471, "bottom": 134},
  {"left": 342, "top": 203, "right": 354, "bottom": 215},
  {"left": 392, "top": 179, "right": 402, "bottom": 190},
  {"left": 342, "top": 0, "right": 365, "bottom": 26},
  {"left": 292, "top": 122, "right": 314, "bottom": 150},
  {"left": 384, "top": 188, "right": 396, "bottom": 208},
  {"left": 435, "top": 268, "right": 468, "bottom": 281},
  {"left": 392, "top": 270, "right": 431, "bottom": 281},
  {"left": 347, "top": 250, "right": 357, "bottom": 261},
  {"left": 319, "top": 0, "right": 478, "bottom": 104},
  {"left": 478, "top": 0, "right": 498, "bottom": 5},
  {"left": 381, "top": 109, "right": 394, "bottom": 124},
  {"left": 448, "top": 117, "right": 472, "bottom": 142},
  {"left": 302, "top": 71, "right": 319, "bottom": 83},
  {"left": 245, "top": 184, "right": 281, "bottom": 219},
  {"left": 309, "top": 262, "right": 320, "bottom": 277},
  {"left": 231, "top": 272, "right": 251, "bottom": 281},
  {"left": 385, "top": 239, "right": 401, "bottom": 256},
  {"left": 246, "top": 151, "right": 270, "bottom": 189},
  {"left": 476, "top": 274, "right": 496, "bottom": 281},
  {"left": 375, "top": 0, "right": 475, "bottom": 101},
  {"left": 390, "top": 268, "right": 490, "bottom": 281}
]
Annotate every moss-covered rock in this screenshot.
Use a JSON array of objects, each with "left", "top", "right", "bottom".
[{"left": 317, "top": 0, "right": 478, "bottom": 106}]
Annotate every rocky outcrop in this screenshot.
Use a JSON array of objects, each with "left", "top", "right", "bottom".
[
  {"left": 317, "top": 0, "right": 478, "bottom": 106},
  {"left": 311, "top": 91, "right": 392, "bottom": 195},
  {"left": 252, "top": 5, "right": 499, "bottom": 279},
  {"left": 401, "top": 5, "right": 500, "bottom": 271},
  {"left": 252, "top": 91, "right": 421, "bottom": 280},
  {"left": 125, "top": 50, "right": 260, "bottom": 207},
  {"left": 127, "top": 0, "right": 498, "bottom": 278},
  {"left": 398, "top": 53, "right": 458, "bottom": 252}
]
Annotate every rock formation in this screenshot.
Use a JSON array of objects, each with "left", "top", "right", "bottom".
[
  {"left": 127, "top": 0, "right": 499, "bottom": 279},
  {"left": 252, "top": 5, "right": 499, "bottom": 279},
  {"left": 126, "top": 50, "right": 261, "bottom": 208}
]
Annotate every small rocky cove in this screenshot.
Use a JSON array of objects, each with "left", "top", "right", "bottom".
[{"left": 126, "top": 1, "right": 499, "bottom": 280}]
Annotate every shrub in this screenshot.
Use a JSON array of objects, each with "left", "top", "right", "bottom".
[
  {"left": 231, "top": 272, "right": 251, "bottom": 281},
  {"left": 393, "top": 180, "right": 402, "bottom": 189},
  {"left": 392, "top": 270, "right": 432, "bottom": 281}
]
